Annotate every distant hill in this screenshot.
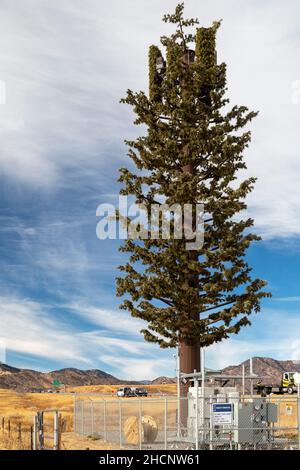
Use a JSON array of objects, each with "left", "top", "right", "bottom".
[
  {"left": 151, "top": 376, "right": 176, "bottom": 385},
  {"left": 1, "top": 357, "right": 300, "bottom": 391},
  {"left": 222, "top": 357, "right": 300, "bottom": 387},
  {"left": 0, "top": 363, "right": 121, "bottom": 392},
  {"left": 151, "top": 357, "right": 300, "bottom": 387}
]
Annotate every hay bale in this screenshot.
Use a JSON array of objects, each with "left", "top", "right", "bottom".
[
  {"left": 123, "top": 415, "right": 158, "bottom": 445},
  {"left": 124, "top": 416, "right": 139, "bottom": 445},
  {"left": 142, "top": 415, "right": 158, "bottom": 443}
]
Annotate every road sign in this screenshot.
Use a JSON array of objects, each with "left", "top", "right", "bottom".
[
  {"left": 52, "top": 379, "right": 61, "bottom": 387},
  {"left": 212, "top": 403, "right": 233, "bottom": 425}
]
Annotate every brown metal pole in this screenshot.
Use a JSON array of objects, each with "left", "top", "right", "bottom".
[
  {"left": 180, "top": 160, "right": 201, "bottom": 381},
  {"left": 180, "top": 343, "right": 200, "bottom": 375},
  {"left": 178, "top": 28, "right": 217, "bottom": 397},
  {"left": 177, "top": 31, "right": 216, "bottom": 418},
  {"left": 180, "top": 158, "right": 201, "bottom": 425}
]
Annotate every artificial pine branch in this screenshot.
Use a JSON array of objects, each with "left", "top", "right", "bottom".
[{"left": 116, "top": 3, "right": 271, "bottom": 348}]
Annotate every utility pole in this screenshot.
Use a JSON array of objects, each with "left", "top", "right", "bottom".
[
  {"left": 250, "top": 357, "right": 254, "bottom": 397},
  {"left": 179, "top": 33, "right": 216, "bottom": 389},
  {"left": 176, "top": 346, "right": 181, "bottom": 437}
]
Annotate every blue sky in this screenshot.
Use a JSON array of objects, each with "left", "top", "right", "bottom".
[{"left": 0, "top": 0, "right": 300, "bottom": 380}]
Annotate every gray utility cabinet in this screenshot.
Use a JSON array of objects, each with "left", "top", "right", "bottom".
[{"left": 235, "top": 398, "right": 278, "bottom": 444}]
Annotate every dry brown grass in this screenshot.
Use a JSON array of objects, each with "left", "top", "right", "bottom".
[
  {"left": 0, "top": 388, "right": 74, "bottom": 450},
  {"left": 0, "top": 384, "right": 176, "bottom": 450},
  {"left": 268, "top": 395, "right": 299, "bottom": 438},
  {"left": 1, "top": 385, "right": 295, "bottom": 449},
  {"left": 68, "top": 383, "right": 177, "bottom": 396}
]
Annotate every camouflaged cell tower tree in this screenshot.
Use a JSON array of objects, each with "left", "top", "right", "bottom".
[{"left": 117, "top": 3, "right": 269, "bottom": 382}]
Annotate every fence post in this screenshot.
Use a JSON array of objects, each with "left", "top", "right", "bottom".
[
  {"left": 195, "top": 378, "right": 199, "bottom": 450},
  {"left": 103, "top": 401, "right": 107, "bottom": 441},
  {"left": 298, "top": 384, "right": 300, "bottom": 450},
  {"left": 53, "top": 411, "right": 59, "bottom": 451},
  {"left": 164, "top": 398, "right": 167, "bottom": 450},
  {"left": 177, "top": 349, "right": 181, "bottom": 438},
  {"left": 119, "top": 400, "right": 122, "bottom": 448},
  {"left": 139, "top": 399, "right": 142, "bottom": 450},
  {"left": 242, "top": 364, "right": 245, "bottom": 401},
  {"left": 18, "top": 422, "right": 22, "bottom": 448},
  {"left": 209, "top": 396, "right": 213, "bottom": 450},
  {"left": 91, "top": 401, "right": 94, "bottom": 436},
  {"left": 73, "top": 394, "right": 76, "bottom": 434},
  {"left": 81, "top": 401, "right": 84, "bottom": 436},
  {"left": 58, "top": 414, "right": 62, "bottom": 450},
  {"left": 38, "top": 411, "right": 44, "bottom": 450},
  {"left": 30, "top": 425, "right": 33, "bottom": 450},
  {"left": 33, "top": 415, "right": 37, "bottom": 450}
]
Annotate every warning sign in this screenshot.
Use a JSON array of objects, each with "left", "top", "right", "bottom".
[{"left": 212, "top": 403, "right": 233, "bottom": 425}]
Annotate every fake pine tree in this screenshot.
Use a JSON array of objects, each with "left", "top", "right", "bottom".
[{"left": 117, "top": 3, "right": 270, "bottom": 376}]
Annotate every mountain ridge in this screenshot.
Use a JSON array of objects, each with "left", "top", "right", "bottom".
[
  {"left": 0, "top": 363, "right": 122, "bottom": 391},
  {"left": 1, "top": 356, "right": 300, "bottom": 391}
]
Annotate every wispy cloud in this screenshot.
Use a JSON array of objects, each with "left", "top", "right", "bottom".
[
  {"left": 1, "top": 0, "right": 300, "bottom": 379},
  {"left": 67, "top": 302, "right": 147, "bottom": 336},
  {"left": 99, "top": 355, "right": 174, "bottom": 381},
  {"left": 0, "top": 0, "right": 300, "bottom": 239},
  {"left": 206, "top": 307, "right": 300, "bottom": 369},
  {"left": 275, "top": 297, "right": 300, "bottom": 302},
  {"left": 0, "top": 294, "right": 171, "bottom": 379},
  {"left": 0, "top": 295, "right": 90, "bottom": 365}
]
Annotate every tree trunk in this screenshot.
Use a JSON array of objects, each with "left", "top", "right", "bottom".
[
  {"left": 179, "top": 162, "right": 201, "bottom": 426},
  {"left": 180, "top": 162, "right": 200, "bottom": 385},
  {"left": 180, "top": 342, "right": 200, "bottom": 374}
]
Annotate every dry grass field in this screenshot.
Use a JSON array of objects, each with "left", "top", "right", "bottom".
[
  {"left": 0, "top": 384, "right": 176, "bottom": 450},
  {"left": 68, "top": 383, "right": 177, "bottom": 395},
  {"left": 0, "top": 385, "right": 298, "bottom": 449}
]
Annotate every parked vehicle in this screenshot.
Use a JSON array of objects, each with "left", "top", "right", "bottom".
[
  {"left": 116, "top": 386, "right": 148, "bottom": 397},
  {"left": 134, "top": 387, "right": 148, "bottom": 397},
  {"left": 116, "top": 387, "right": 135, "bottom": 397},
  {"left": 255, "top": 371, "right": 300, "bottom": 396}
]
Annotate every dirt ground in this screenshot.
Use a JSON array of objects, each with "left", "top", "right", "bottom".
[{"left": 61, "top": 433, "right": 120, "bottom": 450}]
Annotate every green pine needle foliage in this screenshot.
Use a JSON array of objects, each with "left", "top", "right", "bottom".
[{"left": 116, "top": 3, "right": 271, "bottom": 349}]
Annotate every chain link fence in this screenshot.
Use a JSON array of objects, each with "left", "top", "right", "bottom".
[{"left": 74, "top": 393, "right": 300, "bottom": 450}]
